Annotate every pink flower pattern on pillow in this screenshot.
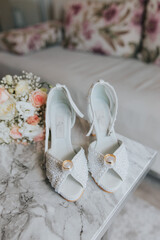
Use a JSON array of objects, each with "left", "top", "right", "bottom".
[
  {"left": 0, "top": 21, "right": 62, "bottom": 55},
  {"left": 139, "top": 0, "right": 160, "bottom": 64},
  {"left": 146, "top": 14, "right": 159, "bottom": 41},
  {"left": 64, "top": 0, "right": 144, "bottom": 57},
  {"left": 82, "top": 21, "right": 93, "bottom": 40},
  {"left": 131, "top": 9, "right": 143, "bottom": 30},
  {"left": 103, "top": 4, "right": 119, "bottom": 25},
  {"left": 71, "top": 3, "right": 82, "bottom": 15}
]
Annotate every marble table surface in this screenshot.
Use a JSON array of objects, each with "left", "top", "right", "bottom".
[{"left": 0, "top": 135, "right": 156, "bottom": 240}]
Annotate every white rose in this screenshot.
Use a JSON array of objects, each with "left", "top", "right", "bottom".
[
  {"left": 15, "top": 80, "right": 30, "bottom": 95},
  {"left": 0, "top": 98, "right": 16, "bottom": 121},
  {"left": 16, "top": 101, "right": 35, "bottom": 120},
  {"left": 5, "top": 75, "right": 13, "bottom": 85},
  {"left": 20, "top": 123, "right": 42, "bottom": 140},
  {"left": 0, "top": 122, "right": 11, "bottom": 144}
]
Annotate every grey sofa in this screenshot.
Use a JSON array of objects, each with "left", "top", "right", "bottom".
[{"left": 0, "top": 46, "right": 160, "bottom": 176}]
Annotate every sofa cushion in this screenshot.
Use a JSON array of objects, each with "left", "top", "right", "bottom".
[
  {"left": 0, "top": 21, "right": 62, "bottom": 55},
  {"left": 63, "top": 0, "right": 144, "bottom": 57},
  {"left": 139, "top": 0, "right": 160, "bottom": 65},
  {"left": 52, "top": 0, "right": 119, "bottom": 20}
]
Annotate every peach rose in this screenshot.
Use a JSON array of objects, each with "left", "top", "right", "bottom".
[
  {"left": 27, "top": 115, "right": 40, "bottom": 125},
  {"left": 34, "top": 130, "right": 45, "bottom": 142},
  {"left": 10, "top": 126, "right": 22, "bottom": 139},
  {"left": 30, "top": 90, "right": 47, "bottom": 108},
  {"left": 0, "top": 87, "right": 10, "bottom": 104}
]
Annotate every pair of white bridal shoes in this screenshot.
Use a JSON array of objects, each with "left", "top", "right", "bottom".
[{"left": 45, "top": 80, "right": 128, "bottom": 202}]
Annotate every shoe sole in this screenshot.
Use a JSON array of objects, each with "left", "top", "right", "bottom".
[
  {"left": 92, "top": 176, "right": 112, "bottom": 193},
  {"left": 62, "top": 190, "right": 85, "bottom": 202}
]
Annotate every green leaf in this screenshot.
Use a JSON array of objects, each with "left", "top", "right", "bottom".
[
  {"left": 114, "top": 30, "right": 129, "bottom": 36},
  {"left": 129, "top": 42, "right": 140, "bottom": 58},
  {"left": 40, "top": 88, "right": 48, "bottom": 92},
  {"left": 141, "top": 47, "right": 159, "bottom": 63},
  {"left": 119, "top": 9, "right": 131, "bottom": 23},
  {"left": 117, "top": 39, "right": 125, "bottom": 47},
  {"left": 99, "top": 30, "right": 116, "bottom": 51}
]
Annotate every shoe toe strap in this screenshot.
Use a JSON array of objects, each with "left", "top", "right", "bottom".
[
  {"left": 88, "top": 140, "right": 128, "bottom": 184},
  {"left": 45, "top": 148, "right": 88, "bottom": 193},
  {"left": 111, "top": 141, "right": 128, "bottom": 181}
]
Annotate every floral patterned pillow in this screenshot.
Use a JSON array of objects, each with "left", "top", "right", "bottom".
[
  {"left": 0, "top": 21, "right": 62, "bottom": 55},
  {"left": 139, "top": 0, "right": 160, "bottom": 65},
  {"left": 64, "top": 0, "right": 145, "bottom": 57}
]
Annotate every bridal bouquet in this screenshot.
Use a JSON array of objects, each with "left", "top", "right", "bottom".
[{"left": 0, "top": 71, "right": 50, "bottom": 144}]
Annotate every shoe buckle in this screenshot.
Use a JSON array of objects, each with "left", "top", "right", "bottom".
[
  {"left": 62, "top": 160, "right": 73, "bottom": 171},
  {"left": 104, "top": 154, "right": 116, "bottom": 167}
]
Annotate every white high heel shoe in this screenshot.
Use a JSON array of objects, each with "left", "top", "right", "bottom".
[
  {"left": 45, "top": 84, "right": 88, "bottom": 202},
  {"left": 87, "top": 80, "right": 128, "bottom": 193}
]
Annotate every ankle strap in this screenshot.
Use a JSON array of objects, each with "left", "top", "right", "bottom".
[
  {"left": 86, "top": 80, "right": 118, "bottom": 137},
  {"left": 56, "top": 84, "right": 84, "bottom": 118},
  {"left": 45, "top": 84, "right": 84, "bottom": 152}
]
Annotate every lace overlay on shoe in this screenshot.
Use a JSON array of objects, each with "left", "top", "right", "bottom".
[
  {"left": 45, "top": 148, "right": 88, "bottom": 193},
  {"left": 88, "top": 140, "right": 128, "bottom": 185}
]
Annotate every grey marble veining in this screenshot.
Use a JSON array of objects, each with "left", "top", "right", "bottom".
[{"left": 0, "top": 133, "right": 156, "bottom": 240}]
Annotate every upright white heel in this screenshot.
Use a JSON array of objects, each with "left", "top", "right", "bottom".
[
  {"left": 45, "top": 84, "right": 88, "bottom": 202},
  {"left": 87, "top": 80, "right": 128, "bottom": 193}
]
